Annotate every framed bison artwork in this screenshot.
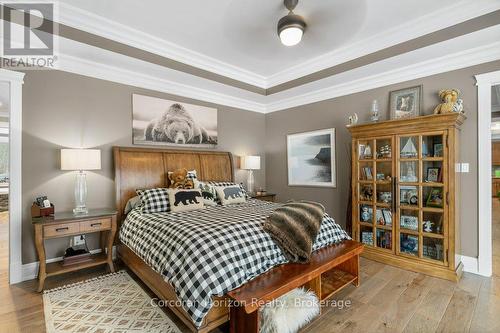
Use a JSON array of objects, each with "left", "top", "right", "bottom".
[{"left": 132, "top": 94, "right": 218, "bottom": 147}]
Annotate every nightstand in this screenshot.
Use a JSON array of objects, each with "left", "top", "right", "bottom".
[
  {"left": 32, "top": 208, "right": 117, "bottom": 292},
  {"left": 250, "top": 193, "right": 276, "bottom": 202}
]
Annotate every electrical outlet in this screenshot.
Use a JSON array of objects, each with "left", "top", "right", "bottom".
[{"left": 73, "top": 235, "right": 86, "bottom": 246}]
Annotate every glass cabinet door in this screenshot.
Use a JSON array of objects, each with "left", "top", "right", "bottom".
[
  {"left": 356, "top": 137, "right": 394, "bottom": 252},
  {"left": 395, "top": 132, "right": 448, "bottom": 265}
]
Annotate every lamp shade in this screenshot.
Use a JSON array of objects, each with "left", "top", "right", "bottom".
[
  {"left": 61, "top": 149, "right": 101, "bottom": 171},
  {"left": 241, "top": 155, "right": 261, "bottom": 170}
]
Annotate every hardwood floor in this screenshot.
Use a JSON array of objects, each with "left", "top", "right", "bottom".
[{"left": 0, "top": 208, "right": 499, "bottom": 332}]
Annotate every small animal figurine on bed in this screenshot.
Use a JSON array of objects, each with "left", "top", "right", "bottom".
[
  {"left": 168, "top": 168, "right": 194, "bottom": 189},
  {"left": 433, "top": 89, "right": 463, "bottom": 114}
]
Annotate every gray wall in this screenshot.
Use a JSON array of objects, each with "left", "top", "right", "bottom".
[
  {"left": 22, "top": 70, "right": 266, "bottom": 264},
  {"left": 266, "top": 60, "right": 500, "bottom": 258},
  {"left": 21, "top": 60, "right": 500, "bottom": 263}
]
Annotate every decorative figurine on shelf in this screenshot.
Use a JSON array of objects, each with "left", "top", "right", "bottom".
[
  {"left": 378, "top": 192, "right": 392, "bottom": 203},
  {"left": 401, "top": 138, "right": 417, "bottom": 158},
  {"left": 347, "top": 113, "right": 359, "bottom": 126},
  {"left": 370, "top": 99, "right": 380, "bottom": 122},
  {"left": 361, "top": 187, "right": 373, "bottom": 201},
  {"left": 361, "top": 206, "right": 370, "bottom": 222},
  {"left": 377, "top": 144, "right": 391, "bottom": 158},
  {"left": 422, "top": 142, "right": 429, "bottom": 157},
  {"left": 364, "top": 145, "right": 372, "bottom": 158},
  {"left": 407, "top": 164, "right": 417, "bottom": 182},
  {"left": 453, "top": 98, "right": 464, "bottom": 114},
  {"left": 433, "top": 89, "right": 462, "bottom": 114},
  {"left": 423, "top": 220, "right": 434, "bottom": 233}
]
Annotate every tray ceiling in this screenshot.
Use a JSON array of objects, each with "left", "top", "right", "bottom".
[{"left": 59, "top": 0, "right": 491, "bottom": 78}]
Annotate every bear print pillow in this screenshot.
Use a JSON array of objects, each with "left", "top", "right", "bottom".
[
  {"left": 196, "top": 181, "right": 218, "bottom": 206},
  {"left": 167, "top": 188, "right": 204, "bottom": 212},
  {"left": 215, "top": 185, "right": 247, "bottom": 206}
]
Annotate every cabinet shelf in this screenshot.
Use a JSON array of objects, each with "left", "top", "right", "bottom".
[
  {"left": 422, "top": 232, "right": 444, "bottom": 239},
  {"left": 422, "top": 157, "right": 444, "bottom": 162}
]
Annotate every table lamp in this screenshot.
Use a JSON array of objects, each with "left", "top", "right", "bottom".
[
  {"left": 61, "top": 149, "right": 101, "bottom": 214},
  {"left": 241, "top": 155, "right": 260, "bottom": 194}
]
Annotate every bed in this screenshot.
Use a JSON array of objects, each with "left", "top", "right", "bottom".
[{"left": 114, "top": 146, "right": 358, "bottom": 332}]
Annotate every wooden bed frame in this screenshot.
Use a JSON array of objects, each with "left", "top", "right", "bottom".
[
  {"left": 113, "top": 146, "right": 363, "bottom": 332},
  {"left": 114, "top": 146, "right": 234, "bottom": 332}
]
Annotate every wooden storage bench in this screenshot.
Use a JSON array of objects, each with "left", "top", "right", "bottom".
[{"left": 227, "top": 240, "right": 364, "bottom": 333}]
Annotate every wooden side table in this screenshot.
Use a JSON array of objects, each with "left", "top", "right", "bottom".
[
  {"left": 32, "top": 209, "right": 117, "bottom": 292},
  {"left": 250, "top": 193, "right": 276, "bottom": 202}
]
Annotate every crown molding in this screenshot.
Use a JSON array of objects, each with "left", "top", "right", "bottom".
[
  {"left": 475, "top": 69, "right": 500, "bottom": 85},
  {"left": 53, "top": 2, "right": 268, "bottom": 88},
  {"left": 33, "top": 0, "right": 500, "bottom": 90},
  {"left": 56, "top": 52, "right": 267, "bottom": 113},
  {"left": 266, "top": 41, "right": 500, "bottom": 113},
  {"left": 0, "top": 69, "right": 25, "bottom": 83},
  {"left": 9, "top": 24, "right": 499, "bottom": 115},
  {"left": 266, "top": 0, "right": 500, "bottom": 87}
]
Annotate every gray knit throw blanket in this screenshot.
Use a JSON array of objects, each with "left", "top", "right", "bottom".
[{"left": 263, "top": 201, "right": 325, "bottom": 263}]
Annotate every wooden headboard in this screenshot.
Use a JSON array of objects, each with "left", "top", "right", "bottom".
[{"left": 113, "top": 146, "right": 234, "bottom": 223}]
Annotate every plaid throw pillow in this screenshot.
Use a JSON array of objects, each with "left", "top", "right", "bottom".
[{"left": 136, "top": 188, "right": 170, "bottom": 213}]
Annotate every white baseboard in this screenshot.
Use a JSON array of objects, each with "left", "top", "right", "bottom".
[
  {"left": 461, "top": 255, "right": 479, "bottom": 275},
  {"left": 19, "top": 250, "right": 482, "bottom": 281},
  {"left": 21, "top": 246, "right": 117, "bottom": 282}
]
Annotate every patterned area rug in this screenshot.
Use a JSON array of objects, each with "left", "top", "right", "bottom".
[{"left": 43, "top": 271, "right": 182, "bottom": 333}]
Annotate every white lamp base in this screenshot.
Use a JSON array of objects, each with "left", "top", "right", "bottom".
[
  {"left": 73, "top": 171, "right": 88, "bottom": 215},
  {"left": 247, "top": 170, "right": 255, "bottom": 195}
]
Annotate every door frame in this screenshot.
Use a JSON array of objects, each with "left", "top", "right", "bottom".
[
  {"left": 0, "top": 69, "right": 25, "bottom": 284},
  {"left": 476, "top": 70, "right": 500, "bottom": 277}
]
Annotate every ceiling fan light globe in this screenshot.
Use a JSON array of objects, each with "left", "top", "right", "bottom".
[{"left": 279, "top": 27, "right": 303, "bottom": 46}]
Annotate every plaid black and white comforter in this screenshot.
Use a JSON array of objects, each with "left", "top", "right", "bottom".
[{"left": 120, "top": 199, "right": 350, "bottom": 327}]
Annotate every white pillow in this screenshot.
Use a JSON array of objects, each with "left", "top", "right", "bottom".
[
  {"left": 167, "top": 188, "right": 204, "bottom": 212},
  {"left": 124, "top": 195, "right": 141, "bottom": 215},
  {"left": 196, "top": 181, "right": 218, "bottom": 206},
  {"left": 215, "top": 185, "right": 247, "bottom": 205}
]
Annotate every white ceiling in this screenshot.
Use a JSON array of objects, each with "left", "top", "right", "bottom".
[{"left": 58, "top": 0, "right": 499, "bottom": 80}]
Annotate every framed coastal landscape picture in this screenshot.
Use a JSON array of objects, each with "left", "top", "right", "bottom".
[{"left": 287, "top": 128, "right": 336, "bottom": 187}]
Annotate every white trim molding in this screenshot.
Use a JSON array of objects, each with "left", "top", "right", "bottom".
[
  {"left": 461, "top": 255, "right": 480, "bottom": 275},
  {"left": 54, "top": 1, "right": 267, "bottom": 88},
  {"left": 28, "top": 0, "right": 500, "bottom": 88},
  {"left": 0, "top": 69, "right": 25, "bottom": 284},
  {"left": 266, "top": 0, "right": 500, "bottom": 87},
  {"left": 475, "top": 70, "right": 500, "bottom": 277},
  {"left": 267, "top": 41, "right": 500, "bottom": 113},
  {"left": 40, "top": 24, "right": 500, "bottom": 114}
]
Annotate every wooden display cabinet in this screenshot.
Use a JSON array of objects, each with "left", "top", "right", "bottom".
[{"left": 347, "top": 113, "right": 465, "bottom": 281}]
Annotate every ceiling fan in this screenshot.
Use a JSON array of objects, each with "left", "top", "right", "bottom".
[{"left": 277, "top": 0, "right": 306, "bottom": 46}]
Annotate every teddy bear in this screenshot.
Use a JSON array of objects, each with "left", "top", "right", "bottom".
[
  {"left": 168, "top": 168, "right": 194, "bottom": 189},
  {"left": 433, "top": 89, "right": 461, "bottom": 114}
]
